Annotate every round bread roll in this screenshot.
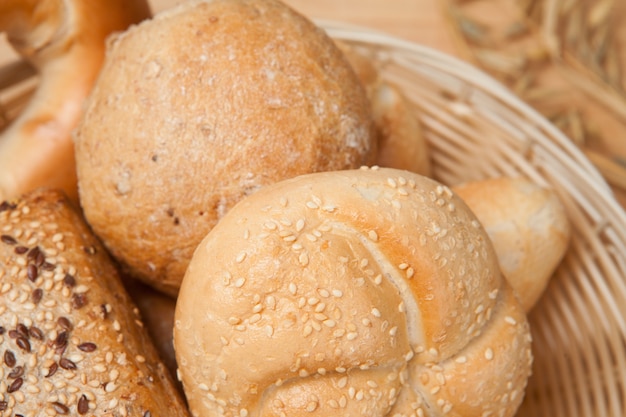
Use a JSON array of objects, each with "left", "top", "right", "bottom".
[
  {"left": 0, "top": 0, "right": 150, "bottom": 203},
  {"left": 453, "top": 176, "right": 571, "bottom": 311},
  {"left": 0, "top": 189, "right": 188, "bottom": 416},
  {"left": 174, "top": 167, "right": 532, "bottom": 417},
  {"left": 74, "top": 0, "right": 377, "bottom": 296}
]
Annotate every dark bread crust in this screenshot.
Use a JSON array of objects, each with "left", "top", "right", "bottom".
[{"left": 0, "top": 189, "right": 188, "bottom": 416}]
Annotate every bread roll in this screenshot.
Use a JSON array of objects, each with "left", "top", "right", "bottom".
[
  {"left": 74, "top": 0, "right": 377, "bottom": 296},
  {"left": 453, "top": 176, "right": 571, "bottom": 311},
  {"left": 339, "top": 42, "right": 432, "bottom": 176},
  {"left": 174, "top": 167, "right": 532, "bottom": 417},
  {"left": 0, "top": 0, "right": 150, "bottom": 204},
  {"left": 370, "top": 82, "right": 431, "bottom": 176},
  {"left": 0, "top": 189, "right": 188, "bottom": 416},
  {"left": 124, "top": 278, "right": 180, "bottom": 390}
]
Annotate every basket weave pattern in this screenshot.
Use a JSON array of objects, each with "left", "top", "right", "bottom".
[{"left": 319, "top": 20, "right": 626, "bottom": 417}]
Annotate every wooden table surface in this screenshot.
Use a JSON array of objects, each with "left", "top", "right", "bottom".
[{"left": 151, "top": 0, "right": 462, "bottom": 55}]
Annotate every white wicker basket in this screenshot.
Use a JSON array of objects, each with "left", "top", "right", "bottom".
[{"left": 318, "top": 19, "right": 626, "bottom": 417}]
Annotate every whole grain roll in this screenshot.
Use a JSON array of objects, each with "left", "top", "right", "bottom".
[
  {"left": 0, "top": 189, "right": 188, "bottom": 416},
  {"left": 174, "top": 167, "right": 532, "bottom": 417},
  {"left": 74, "top": 0, "right": 376, "bottom": 296}
]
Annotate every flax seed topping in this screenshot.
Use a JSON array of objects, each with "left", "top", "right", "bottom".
[{"left": 0, "top": 189, "right": 189, "bottom": 416}]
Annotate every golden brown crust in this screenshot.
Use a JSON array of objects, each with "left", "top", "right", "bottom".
[
  {"left": 453, "top": 176, "right": 571, "bottom": 311},
  {"left": 174, "top": 167, "right": 532, "bottom": 417},
  {"left": 124, "top": 278, "right": 180, "bottom": 391},
  {"left": 0, "top": 189, "right": 188, "bottom": 416},
  {"left": 0, "top": 0, "right": 151, "bottom": 204},
  {"left": 338, "top": 42, "right": 432, "bottom": 176},
  {"left": 74, "top": 0, "right": 377, "bottom": 296}
]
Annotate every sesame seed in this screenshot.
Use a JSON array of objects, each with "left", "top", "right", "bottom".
[
  {"left": 234, "top": 278, "right": 246, "bottom": 288},
  {"left": 264, "top": 222, "right": 277, "bottom": 231},
  {"left": 307, "top": 297, "right": 319, "bottom": 306},
  {"left": 505, "top": 316, "right": 517, "bottom": 325},
  {"left": 485, "top": 348, "right": 494, "bottom": 360},
  {"left": 371, "top": 308, "right": 381, "bottom": 318},
  {"left": 306, "top": 401, "right": 318, "bottom": 412}
]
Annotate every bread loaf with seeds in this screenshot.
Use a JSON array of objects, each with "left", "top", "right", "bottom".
[
  {"left": 0, "top": 189, "right": 188, "bottom": 416},
  {"left": 174, "top": 167, "right": 532, "bottom": 417}
]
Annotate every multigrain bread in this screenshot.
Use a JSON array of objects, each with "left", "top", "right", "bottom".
[
  {"left": 0, "top": 0, "right": 150, "bottom": 204},
  {"left": 174, "top": 167, "right": 532, "bottom": 417},
  {"left": 453, "top": 176, "right": 571, "bottom": 311},
  {"left": 0, "top": 189, "right": 188, "bottom": 416},
  {"left": 74, "top": 0, "right": 377, "bottom": 296}
]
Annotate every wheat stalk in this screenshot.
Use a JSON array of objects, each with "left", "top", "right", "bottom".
[{"left": 445, "top": 0, "right": 626, "bottom": 192}]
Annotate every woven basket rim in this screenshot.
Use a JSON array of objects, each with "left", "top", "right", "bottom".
[
  {"left": 317, "top": 18, "right": 626, "bottom": 224},
  {"left": 316, "top": 19, "right": 626, "bottom": 417}
]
